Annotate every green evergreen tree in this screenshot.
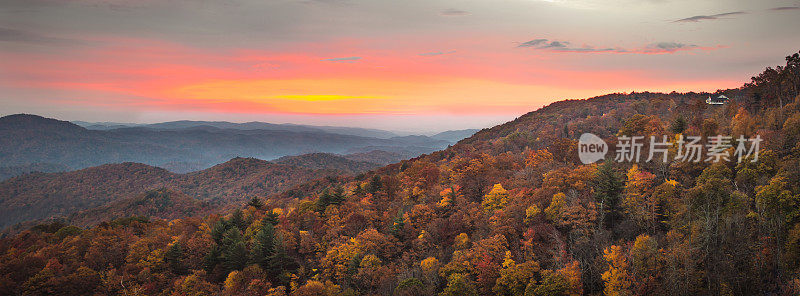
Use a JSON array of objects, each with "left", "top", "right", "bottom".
[
  {"left": 203, "top": 244, "right": 222, "bottom": 273},
  {"left": 264, "top": 210, "right": 280, "bottom": 226},
  {"left": 229, "top": 209, "right": 247, "bottom": 231},
  {"left": 247, "top": 196, "right": 264, "bottom": 209},
  {"left": 249, "top": 221, "right": 276, "bottom": 268},
  {"left": 670, "top": 116, "right": 687, "bottom": 134},
  {"left": 594, "top": 161, "right": 625, "bottom": 230},
  {"left": 210, "top": 218, "right": 230, "bottom": 245},
  {"left": 317, "top": 186, "right": 346, "bottom": 212},
  {"left": 164, "top": 242, "right": 187, "bottom": 275},
  {"left": 221, "top": 228, "right": 248, "bottom": 272},
  {"left": 267, "top": 233, "right": 296, "bottom": 286}
]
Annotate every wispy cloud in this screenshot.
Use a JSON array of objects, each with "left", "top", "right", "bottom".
[
  {"left": 517, "top": 38, "right": 717, "bottom": 54},
  {"left": 418, "top": 50, "right": 456, "bottom": 56},
  {"left": 637, "top": 42, "right": 704, "bottom": 54},
  {"left": 673, "top": 11, "right": 745, "bottom": 22},
  {"left": 321, "top": 56, "right": 361, "bottom": 62},
  {"left": 440, "top": 9, "right": 471, "bottom": 16},
  {"left": 517, "top": 39, "right": 585, "bottom": 51},
  {"left": 769, "top": 6, "right": 799, "bottom": 11},
  {"left": 541, "top": 40, "right": 569, "bottom": 49},
  {"left": 518, "top": 39, "right": 548, "bottom": 48}
]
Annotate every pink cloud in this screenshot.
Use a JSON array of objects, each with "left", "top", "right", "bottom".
[{"left": 0, "top": 35, "right": 742, "bottom": 116}]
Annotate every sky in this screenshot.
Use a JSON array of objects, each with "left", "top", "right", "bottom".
[{"left": 1, "top": 0, "right": 799, "bottom": 133}]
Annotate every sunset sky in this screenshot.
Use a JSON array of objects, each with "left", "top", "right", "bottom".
[{"left": 1, "top": 0, "right": 799, "bottom": 133}]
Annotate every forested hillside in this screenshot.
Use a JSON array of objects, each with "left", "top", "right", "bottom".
[
  {"left": 274, "top": 153, "right": 382, "bottom": 175},
  {"left": 65, "top": 188, "right": 211, "bottom": 227},
  {"left": 0, "top": 158, "right": 340, "bottom": 229},
  {"left": 0, "top": 51, "right": 798, "bottom": 296}
]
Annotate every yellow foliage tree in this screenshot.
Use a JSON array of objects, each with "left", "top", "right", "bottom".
[
  {"left": 292, "top": 280, "right": 341, "bottom": 296},
  {"left": 454, "top": 233, "right": 470, "bottom": 250},
  {"left": 223, "top": 270, "right": 244, "bottom": 295},
  {"left": 622, "top": 165, "right": 658, "bottom": 231},
  {"left": 482, "top": 183, "right": 509, "bottom": 213},
  {"left": 320, "top": 239, "right": 361, "bottom": 283},
  {"left": 545, "top": 193, "right": 567, "bottom": 222},
  {"left": 602, "top": 245, "right": 631, "bottom": 296},
  {"left": 441, "top": 273, "right": 478, "bottom": 296},
  {"left": 524, "top": 204, "right": 541, "bottom": 225},
  {"left": 493, "top": 251, "right": 540, "bottom": 296},
  {"left": 439, "top": 188, "right": 454, "bottom": 207},
  {"left": 360, "top": 254, "right": 382, "bottom": 268},
  {"left": 557, "top": 260, "right": 583, "bottom": 296},
  {"left": 420, "top": 257, "right": 440, "bottom": 279}
]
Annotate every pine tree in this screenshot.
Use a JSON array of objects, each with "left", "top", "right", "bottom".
[
  {"left": 670, "top": 116, "right": 687, "bottom": 134},
  {"left": 250, "top": 221, "right": 276, "bottom": 268},
  {"left": 267, "top": 233, "right": 296, "bottom": 286},
  {"left": 264, "top": 210, "right": 280, "bottom": 226},
  {"left": 247, "top": 196, "right": 264, "bottom": 209},
  {"left": 203, "top": 244, "right": 222, "bottom": 273},
  {"left": 210, "top": 218, "right": 230, "bottom": 245},
  {"left": 229, "top": 209, "right": 247, "bottom": 231},
  {"left": 594, "top": 161, "right": 624, "bottom": 230},
  {"left": 317, "top": 187, "right": 346, "bottom": 212},
  {"left": 164, "top": 242, "right": 186, "bottom": 275},
  {"left": 221, "top": 228, "right": 248, "bottom": 272}
]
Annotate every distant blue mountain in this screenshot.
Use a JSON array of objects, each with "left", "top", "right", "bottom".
[{"left": 1, "top": 114, "right": 476, "bottom": 180}]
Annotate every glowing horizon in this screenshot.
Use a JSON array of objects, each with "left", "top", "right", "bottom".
[{"left": 1, "top": 0, "right": 798, "bottom": 132}]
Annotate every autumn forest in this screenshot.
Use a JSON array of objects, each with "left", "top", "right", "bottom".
[{"left": 1, "top": 51, "right": 800, "bottom": 296}]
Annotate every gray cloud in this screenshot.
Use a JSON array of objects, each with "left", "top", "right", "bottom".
[
  {"left": 518, "top": 39, "right": 578, "bottom": 50},
  {"left": 519, "top": 38, "right": 618, "bottom": 52},
  {"left": 674, "top": 11, "right": 745, "bottom": 22},
  {"left": 517, "top": 38, "right": 704, "bottom": 54},
  {"left": 440, "top": 8, "right": 471, "bottom": 16},
  {"left": 419, "top": 50, "right": 456, "bottom": 56},
  {"left": 542, "top": 40, "right": 568, "bottom": 48},
  {"left": 648, "top": 42, "right": 689, "bottom": 49},
  {"left": 321, "top": 56, "right": 361, "bottom": 62},
  {"left": 769, "top": 6, "right": 800, "bottom": 11},
  {"left": 0, "top": 27, "right": 87, "bottom": 45},
  {"left": 642, "top": 42, "right": 698, "bottom": 53},
  {"left": 517, "top": 39, "right": 548, "bottom": 48}
]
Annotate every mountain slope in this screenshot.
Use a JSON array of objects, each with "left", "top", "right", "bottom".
[
  {"left": 274, "top": 153, "right": 381, "bottom": 174},
  {"left": 430, "top": 128, "right": 479, "bottom": 143},
  {"left": 342, "top": 150, "right": 406, "bottom": 165},
  {"left": 169, "top": 157, "right": 334, "bottom": 206},
  {"left": 66, "top": 188, "right": 209, "bottom": 227},
  {"left": 0, "top": 157, "right": 342, "bottom": 229},
  {"left": 0, "top": 162, "right": 174, "bottom": 228}
]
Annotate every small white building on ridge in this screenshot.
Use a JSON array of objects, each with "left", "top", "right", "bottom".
[{"left": 706, "top": 95, "right": 729, "bottom": 105}]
